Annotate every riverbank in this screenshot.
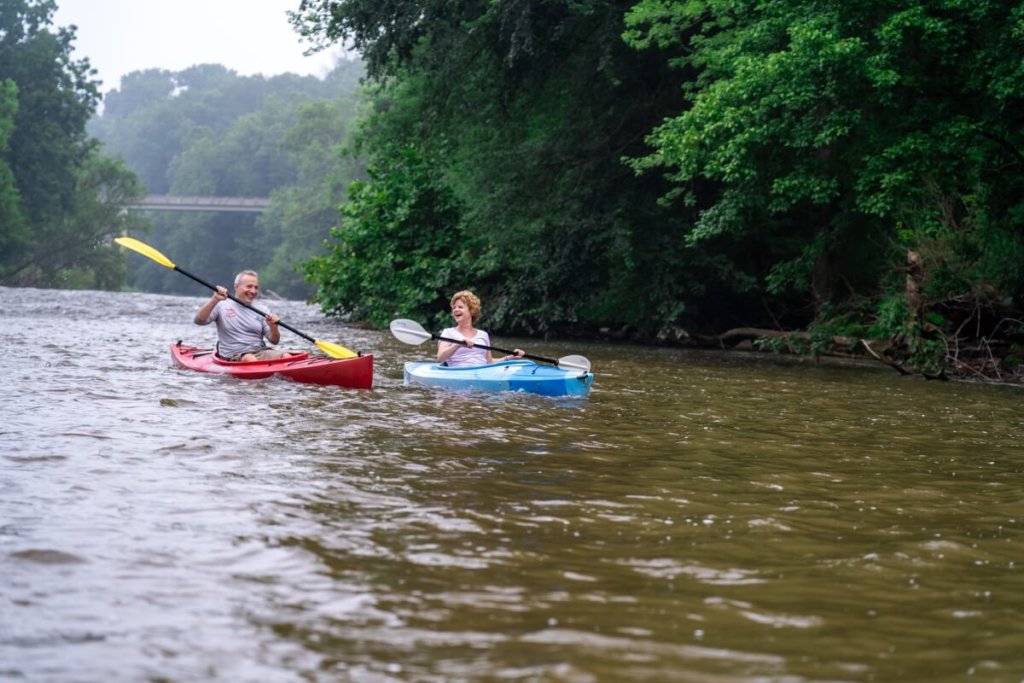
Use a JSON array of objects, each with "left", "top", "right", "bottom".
[{"left": 597, "top": 322, "right": 1024, "bottom": 385}]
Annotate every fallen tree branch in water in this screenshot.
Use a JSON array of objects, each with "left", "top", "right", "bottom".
[{"left": 860, "top": 339, "right": 912, "bottom": 375}]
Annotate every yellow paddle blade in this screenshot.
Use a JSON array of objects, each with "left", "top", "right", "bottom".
[
  {"left": 315, "top": 339, "right": 358, "bottom": 359},
  {"left": 115, "top": 236, "right": 175, "bottom": 269}
]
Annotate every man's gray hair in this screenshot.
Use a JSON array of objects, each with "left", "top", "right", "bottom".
[{"left": 234, "top": 270, "right": 259, "bottom": 287}]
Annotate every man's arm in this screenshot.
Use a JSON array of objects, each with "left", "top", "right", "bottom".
[
  {"left": 266, "top": 313, "right": 281, "bottom": 344},
  {"left": 194, "top": 286, "right": 227, "bottom": 324}
]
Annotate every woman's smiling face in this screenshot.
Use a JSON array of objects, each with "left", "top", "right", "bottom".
[{"left": 451, "top": 297, "right": 470, "bottom": 324}]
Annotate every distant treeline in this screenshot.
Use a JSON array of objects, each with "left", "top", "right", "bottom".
[{"left": 90, "top": 59, "right": 367, "bottom": 299}]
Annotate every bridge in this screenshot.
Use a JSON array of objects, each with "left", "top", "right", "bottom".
[{"left": 126, "top": 195, "right": 271, "bottom": 213}]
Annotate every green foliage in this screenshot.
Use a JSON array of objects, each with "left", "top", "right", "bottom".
[
  {"left": 293, "top": 0, "right": 716, "bottom": 335},
  {"left": 93, "top": 65, "right": 357, "bottom": 193},
  {"left": 90, "top": 59, "right": 368, "bottom": 298},
  {"left": 4, "top": 152, "right": 142, "bottom": 287},
  {"left": 260, "top": 97, "right": 365, "bottom": 298},
  {"left": 0, "top": 0, "right": 99, "bottom": 226},
  {"left": 0, "top": 0, "right": 142, "bottom": 288},
  {"left": 625, "top": 0, "right": 1024, "bottom": 336},
  {"left": 868, "top": 294, "right": 909, "bottom": 339},
  {"left": 0, "top": 79, "right": 28, "bottom": 265},
  {"left": 906, "top": 335, "right": 945, "bottom": 375},
  {"left": 304, "top": 146, "right": 468, "bottom": 328}
]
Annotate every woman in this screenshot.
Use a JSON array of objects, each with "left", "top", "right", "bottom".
[{"left": 437, "top": 290, "right": 524, "bottom": 366}]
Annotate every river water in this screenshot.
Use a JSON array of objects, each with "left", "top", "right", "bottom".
[{"left": 1, "top": 286, "right": 1021, "bottom": 682}]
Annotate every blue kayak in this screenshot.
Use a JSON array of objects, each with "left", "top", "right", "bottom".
[{"left": 403, "top": 360, "right": 594, "bottom": 397}]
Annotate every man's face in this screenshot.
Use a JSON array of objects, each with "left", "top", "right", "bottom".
[{"left": 234, "top": 274, "right": 260, "bottom": 304}]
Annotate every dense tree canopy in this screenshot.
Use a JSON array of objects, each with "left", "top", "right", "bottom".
[
  {"left": 292, "top": 0, "right": 1024, "bottom": 377},
  {"left": 0, "top": 2, "right": 365, "bottom": 296},
  {"left": 293, "top": 0, "right": 702, "bottom": 334},
  {"left": 625, "top": 0, "right": 1024, "bottom": 331}
]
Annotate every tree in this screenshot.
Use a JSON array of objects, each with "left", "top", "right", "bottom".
[
  {"left": 293, "top": 0, "right": 701, "bottom": 335},
  {"left": 0, "top": 0, "right": 140, "bottom": 287},
  {"left": 303, "top": 144, "right": 469, "bottom": 328},
  {"left": 89, "top": 69, "right": 182, "bottom": 193},
  {"left": 261, "top": 96, "right": 365, "bottom": 298},
  {"left": 11, "top": 153, "right": 142, "bottom": 288},
  {"left": 624, "top": 0, "right": 1024, "bottom": 342},
  {"left": 0, "top": 0, "right": 98, "bottom": 220},
  {"left": 0, "top": 79, "right": 27, "bottom": 261}
]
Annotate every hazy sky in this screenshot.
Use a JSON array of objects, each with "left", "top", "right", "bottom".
[{"left": 53, "top": 0, "right": 344, "bottom": 93}]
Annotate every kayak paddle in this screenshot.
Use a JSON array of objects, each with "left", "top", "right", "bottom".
[
  {"left": 389, "top": 318, "right": 592, "bottom": 372},
  {"left": 115, "top": 236, "right": 358, "bottom": 359}
]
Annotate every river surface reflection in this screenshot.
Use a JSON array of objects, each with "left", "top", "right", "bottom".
[{"left": 1, "top": 286, "right": 1021, "bottom": 682}]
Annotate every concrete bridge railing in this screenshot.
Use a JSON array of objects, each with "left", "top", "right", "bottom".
[{"left": 125, "top": 195, "right": 270, "bottom": 213}]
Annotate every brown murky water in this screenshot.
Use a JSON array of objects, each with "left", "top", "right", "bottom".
[{"left": 2, "top": 286, "right": 1022, "bottom": 682}]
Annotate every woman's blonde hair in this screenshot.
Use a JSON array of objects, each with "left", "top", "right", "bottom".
[{"left": 450, "top": 290, "right": 482, "bottom": 322}]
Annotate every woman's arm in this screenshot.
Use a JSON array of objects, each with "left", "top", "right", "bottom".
[{"left": 437, "top": 340, "right": 460, "bottom": 363}]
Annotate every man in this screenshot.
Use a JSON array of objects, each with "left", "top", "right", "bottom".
[{"left": 194, "top": 270, "right": 289, "bottom": 361}]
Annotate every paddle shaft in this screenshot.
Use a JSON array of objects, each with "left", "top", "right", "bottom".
[
  {"left": 436, "top": 334, "right": 564, "bottom": 367},
  {"left": 176, "top": 265, "right": 316, "bottom": 345}
]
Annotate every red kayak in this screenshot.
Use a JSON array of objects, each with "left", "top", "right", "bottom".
[{"left": 170, "top": 343, "right": 373, "bottom": 389}]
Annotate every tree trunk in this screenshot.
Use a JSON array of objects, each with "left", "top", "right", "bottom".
[{"left": 906, "top": 249, "right": 923, "bottom": 323}]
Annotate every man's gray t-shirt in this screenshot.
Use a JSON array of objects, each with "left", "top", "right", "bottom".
[{"left": 198, "top": 300, "right": 272, "bottom": 359}]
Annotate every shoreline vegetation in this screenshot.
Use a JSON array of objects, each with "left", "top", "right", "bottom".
[
  {"left": 595, "top": 308, "right": 1024, "bottom": 385},
  {"left": 635, "top": 325, "right": 1024, "bottom": 385}
]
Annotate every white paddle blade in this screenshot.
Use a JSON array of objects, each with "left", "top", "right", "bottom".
[
  {"left": 390, "top": 318, "right": 433, "bottom": 345},
  {"left": 557, "top": 355, "right": 592, "bottom": 373}
]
